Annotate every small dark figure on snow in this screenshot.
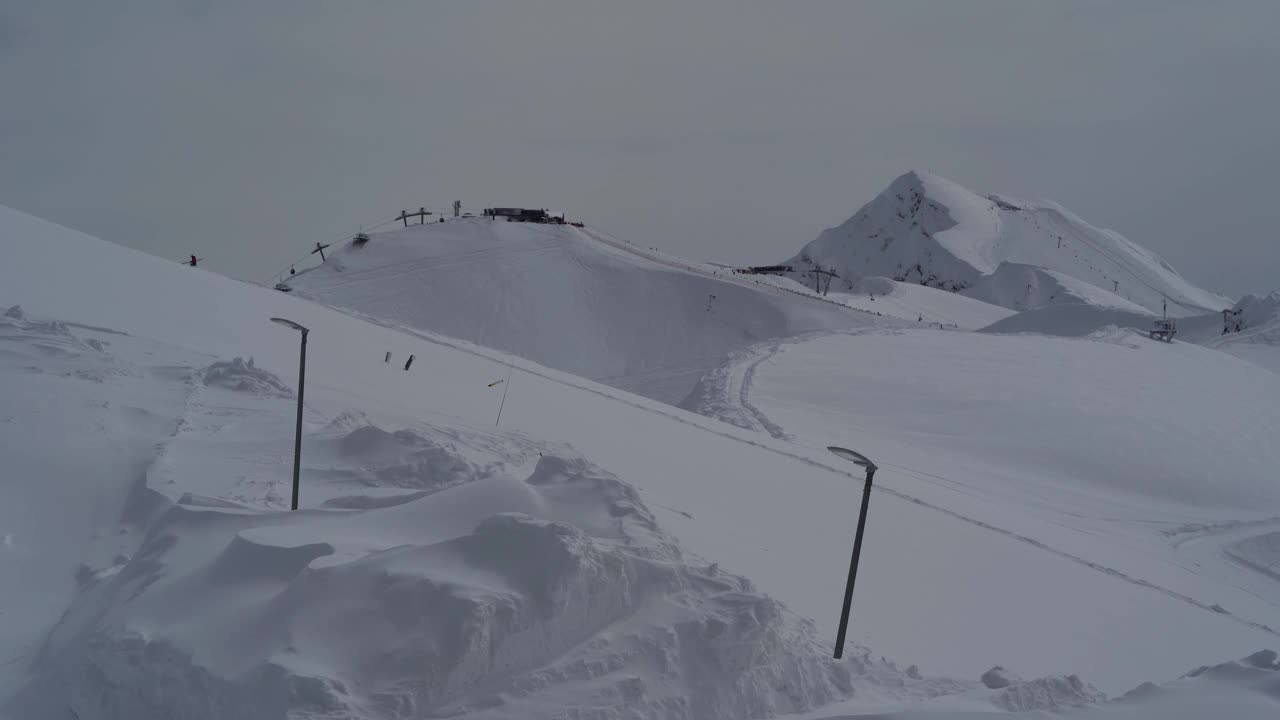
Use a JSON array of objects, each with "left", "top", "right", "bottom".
[
  {"left": 189, "top": 255, "right": 199, "bottom": 267},
  {"left": 404, "top": 354, "right": 415, "bottom": 371}
]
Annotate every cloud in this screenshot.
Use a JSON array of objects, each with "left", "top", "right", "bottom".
[{"left": 1, "top": 0, "right": 1277, "bottom": 295}]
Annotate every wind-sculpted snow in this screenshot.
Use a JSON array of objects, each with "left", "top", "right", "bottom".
[
  {"left": 201, "top": 356, "right": 294, "bottom": 397},
  {"left": 32, "top": 454, "right": 945, "bottom": 720}
]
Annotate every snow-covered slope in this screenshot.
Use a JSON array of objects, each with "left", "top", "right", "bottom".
[
  {"left": 0, "top": 206, "right": 932, "bottom": 719},
  {"left": 3, "top": 204, "right": 1276, "bottom": 717},
  {"left": 784, "top": 171, "right": 1231, "bottom": 317},
  {"left": 286, "top": 218, "right": 870, "bottom": 404},
  {"left": 962, "top": 262, "right": 1150, "bottom": 313},
  {"left": 685, "top": 326, "right": 1280, "bottom": 694},
  {"left": 747, "top": 273, "right": 1015, "bottom": 330},
  {"left": 978, "top": 291, "right": 1280, "bottom": 377},
  {"left": 1187, "top": 292, "right": 1280, "bottom": 375}
]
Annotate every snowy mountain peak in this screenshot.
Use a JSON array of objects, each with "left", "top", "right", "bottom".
[{"left": 784, "top": 171, "right": 1231, "bottom": 317}]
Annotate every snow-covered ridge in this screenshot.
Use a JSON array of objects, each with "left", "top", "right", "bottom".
[{"left": 784, "top": 171, "right": 1231, "bottom": 317}]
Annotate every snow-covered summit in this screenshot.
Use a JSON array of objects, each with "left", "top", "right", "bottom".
[
  {"left": 287, "top": 217, "right": 871, "bottom": 404},
  {"left": 783, "top": 171, "right": 1231, "bottom": 317}
]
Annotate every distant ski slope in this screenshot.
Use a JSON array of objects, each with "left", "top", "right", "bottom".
[
  {"left": 288, "top": 218, "right": 874, "bottom": 404},
  {"left": 784, "top": 171, "right": 1231, "bottom": 317}
]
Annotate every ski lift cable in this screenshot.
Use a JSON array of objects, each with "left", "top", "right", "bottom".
[{"left": 259, "top": 213, "right": 403, "bottom": 285}]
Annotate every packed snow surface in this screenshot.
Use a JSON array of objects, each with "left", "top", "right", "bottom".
[
  {"left": 686, "top": 327, "right": 1280, "bottom": 693},
  {"left": 803, "top": 651, "right": 1280, "bottom": 719},
  {"left": 286, "top": 218, "right": 870, "bottom": 404},
  {"left": 783, "top": 171, "right": 1230, "bottom": 316}
]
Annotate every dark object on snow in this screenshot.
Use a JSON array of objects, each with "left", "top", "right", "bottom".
[
  {"left": 273, "top": 283, "right": 292, "bottom": 292},
  {"left": 981, "top": 666, "right": 1014, "bottom": 689},
  {"left": 188, "top": 255, "right": 200, "bottom": 267},
  {"left": 398, "top": 209, "right": 432, "bottom": 226},
  {"left": 311, "top": 242, "right": 331, "bottom": 262},
  {"left": 483, "top": 208, "right": 552, "bottom": 223},
  {"left": 290, "top": 266, "right": 296, "bottom": 275},
  {"left": 403, "top": 354, "right": 415, "bottom": 371},
  {"left": 352, "top": 233, "right": 369, "bottom": 247},
  {"left": 384, "top": 351, "right": 391, "bottom": 363},
  {"left": 1149, "top": 318, "right": 1177, "bottom": 343},
  {"left": 740, "top": 265, "right": 793, "bottom": 276}
]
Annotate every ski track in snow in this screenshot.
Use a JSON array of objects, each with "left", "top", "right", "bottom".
[{"left": 708, "top": 330, "right": 1280, "bottom": 640}]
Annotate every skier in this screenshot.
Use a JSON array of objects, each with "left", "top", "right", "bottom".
[
  {"left": 189, "top": 255, "right": 199, "bottom": 267},
  {"left": 403, "top": 354, "right": 415, "bottom": 371}
]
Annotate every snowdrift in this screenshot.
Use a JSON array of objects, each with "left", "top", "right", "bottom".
[
  {"left": 783, "top": 171, "right": 1230, "bottom": 317},
  {"left": 30, "top": 452, "right": 875, "bottom": 719},
  {"left": 286, "top": 218, "right": 868, "bottom": 404}
]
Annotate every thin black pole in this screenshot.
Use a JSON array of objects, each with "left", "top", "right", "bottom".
[
  {"left": 495, "top": 364, "right": 513, "bottom": 427},
  {"left": 291, "top": 331, "right": 308, "bottom": 511},
  {"left": 834, "top": 467, "right": 875, "bottom": 658}
]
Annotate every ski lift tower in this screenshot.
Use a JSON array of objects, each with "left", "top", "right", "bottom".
[{"left": 1149, "top": 298, "right": 1176, "bottom": 343}]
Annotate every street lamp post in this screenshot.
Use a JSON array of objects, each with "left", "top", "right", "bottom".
[
  {"left": 270, "top": 318, "right": 310, "bottom": 511},
  {"left": 827, "top": 445, "right": 878, "bottom": 659}
]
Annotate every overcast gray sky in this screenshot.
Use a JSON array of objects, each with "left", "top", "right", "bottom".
[{"left": 2, "top": 1, "right": 1277, "bottom": 297}]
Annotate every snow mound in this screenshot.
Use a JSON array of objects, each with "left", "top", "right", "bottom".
[
  {"left": 286, "top": 218, "right": 868, "bottom": 404},
  {"left": 329, "top": 424, "right": 494, "bottom": 491},
  {"left": 783, "top": 170, "right": 1229, "bottom": 316},
  {"left": 991, "top": 674, "right": 1104, "bottom": 711},
  {"left": 1078, "top": 650, "right": 1280, "bottom": 719},
  {"left": 34, "top": 455, "right": 895, "bottom": 720},
  {"left": 850, "top": 276, "right": 897, "bottom": 296},
  {"left": 200, "top": 356, "right": 293, "bottom": 397},
  {"left": 0, "top": 310, "right": 112, "bottom": 365}
]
